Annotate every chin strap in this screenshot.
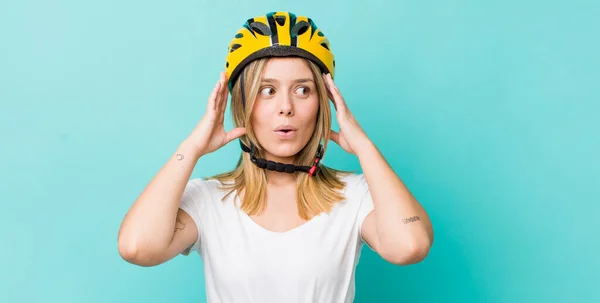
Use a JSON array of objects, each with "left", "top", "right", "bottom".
[{"left": 239, "top": 140, "right": 323, "bottom": 176}]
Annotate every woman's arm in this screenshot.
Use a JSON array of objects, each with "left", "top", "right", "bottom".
[
  {"left": 117, "top": 73, "right": 245, "bottom": 266},
  {"left": 357, "top": 139, "right": 434, "bottom": 265},
  {"left": 321, "top": 73, "right": 433, "bottom": 265},
  {"left": 117, "top": 140, "right": 202, "bottom": 266}
]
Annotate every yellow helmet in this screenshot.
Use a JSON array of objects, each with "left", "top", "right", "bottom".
[{"left": 225, "top": 11, "right": 335, "bottom": 89}]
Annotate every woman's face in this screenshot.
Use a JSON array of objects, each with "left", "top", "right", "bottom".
[{"left": 251, "top": 57, "right": 319, "bottom": 164}]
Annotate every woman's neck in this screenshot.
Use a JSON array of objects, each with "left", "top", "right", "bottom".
[{"left": 265, "top": 170, "right": 297, "bottom": 187}]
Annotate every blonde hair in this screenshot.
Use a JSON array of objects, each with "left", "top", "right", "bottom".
[{"left": 208, "top": 57, "right": 353, "bottom": 220}]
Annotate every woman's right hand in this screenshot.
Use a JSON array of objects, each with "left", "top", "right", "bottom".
[{"left": 185, "top": 72, "right": 246, "bottom": 157}]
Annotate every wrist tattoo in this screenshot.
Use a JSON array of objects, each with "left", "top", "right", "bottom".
[
  {"left": 402, "top": 216, "right": 420, "bottom": 224},
  {"left": 176, "top": 153, "right": 184, "bottom": 161}
]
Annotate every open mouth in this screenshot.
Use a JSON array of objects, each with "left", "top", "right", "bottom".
[
  {"left": 275, "top": 125, "right": 297, "bottom": 136},
  {"left": 275, "top": 129, "right": 296, "bottom": 138}
]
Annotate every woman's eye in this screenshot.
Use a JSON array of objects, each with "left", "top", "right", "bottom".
[
  {"left": 260, "top": 87, "right": 275, "bottom": 96},
  {"left": 295, "top": 86, "right": 310, "bottom": 96}
]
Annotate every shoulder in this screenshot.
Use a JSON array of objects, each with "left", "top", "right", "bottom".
[
  {"left": 179, "top": 178, "right": 239, "bottom": 221},
  {"left": 325, "top": 171, "right": 370, "bottom": 208},
  {"left": 182, "top": 177, "right": 231, "bottom": 202},
  {"left": 337, "top": 172, "right": 369, "bottom": 196},
  {"left": 338, "top": 171, "right": 365, "bottom": 184}
]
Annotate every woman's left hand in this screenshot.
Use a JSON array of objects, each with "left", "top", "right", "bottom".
[{"left": 323, "top": 73, "right": 370, "bottom": 155}]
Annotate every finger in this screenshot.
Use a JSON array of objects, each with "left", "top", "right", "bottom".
[
  {"left": 322, "top": 73, "right": 333, "bottom": 97},
  {"left": 215, "top": 72, "right": 227, "bottom": 122},
  {"left": 323, "top": 73, "right": 341, "bottom": 111},
  {"left": 224, "top": 127, "right": 247, "bottom": 144},
  {"left": 207, "top": 79, "right": 222, "bottom": 113},
  {"left": 326, "top": 74, "right": 343, "bottom": 102},
  {"left": 325, "top": 73, "right": 347, "bottom": 110},
  {"left": 326, "top": 73, "right": 342, "bottom": 96},
  {"left": 219, "top": 74, "right": 229, "bottom": 114},
  {"left": 218, "top": 72, "right": 226, "bottom": 103},
  {"left": 325, "top": 85, "right": 337, "bottom": 111}
]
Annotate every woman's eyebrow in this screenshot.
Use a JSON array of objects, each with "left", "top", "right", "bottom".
[{"left": 261, "top": 78, "right": 314, "bottom": 84}]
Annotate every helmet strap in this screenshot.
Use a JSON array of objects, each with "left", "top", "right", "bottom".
[
  {"left": 240, "top": 69, "right": 246, "bottom": 108},
  {"left": 239, "top": 141, "right": 323, "bottom": 176}
]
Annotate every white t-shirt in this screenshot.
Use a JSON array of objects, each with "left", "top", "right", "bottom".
[{"left": 178, "top": 172, "right": 375, "bottom": 303}]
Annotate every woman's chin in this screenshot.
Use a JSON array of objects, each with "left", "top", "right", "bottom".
[{"left": 263, "top": 144, "right": 302, "bottom": 161}]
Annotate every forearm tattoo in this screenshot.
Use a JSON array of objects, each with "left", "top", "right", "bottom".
[
  {"left": 174, "top": 216, "right": 186, "bottom": 232},
  {"left": 402, "top": 216, "right": 420, "bottom": 224}
]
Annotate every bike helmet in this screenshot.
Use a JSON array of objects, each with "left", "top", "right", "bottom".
[
  {"left": 224, "top": 11, "right": 335, "bottom": 176},
  {"left": 225, "top": 11, "right": 335, "bottom": 90}
]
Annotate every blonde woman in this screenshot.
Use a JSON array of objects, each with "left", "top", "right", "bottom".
[{"left": 118, "top": 11, "right": 434, "bottom": 303}]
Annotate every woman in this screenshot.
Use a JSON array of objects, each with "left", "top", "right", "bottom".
[{"left": 118, "top": 11, "right": 434, "bottom": 303}]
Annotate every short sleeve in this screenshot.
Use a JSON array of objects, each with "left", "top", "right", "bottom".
[
  {"left": 356, "top": 174, "right": 375, "bottom": 249},
  {"left": 178, "top": 178, "right": 207, "bottom": 256}
]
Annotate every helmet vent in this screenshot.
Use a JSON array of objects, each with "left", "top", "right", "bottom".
[
  {"left": 291, "top": 21, "right": 310, "bottom": 36},
  {"left": 230, "top": 43, "right": 242, "bottom": 53},
  {"left": 250, "top": 22, "right": 272, "bottom": 36},
  {"left": 275, "top": 15, "right": 286, "bottom": 26}
]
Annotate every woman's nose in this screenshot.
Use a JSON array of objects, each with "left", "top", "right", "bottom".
[
  {"left": 279, "top": 108, "right": 293, "bottom": 116},
  {"left": 278, "top": 96, "right": 294, "bottom": 116}
]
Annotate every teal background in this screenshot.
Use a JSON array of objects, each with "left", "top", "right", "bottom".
[{"left": 1, "top": 0, "right": 598, "bottom": 302}]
